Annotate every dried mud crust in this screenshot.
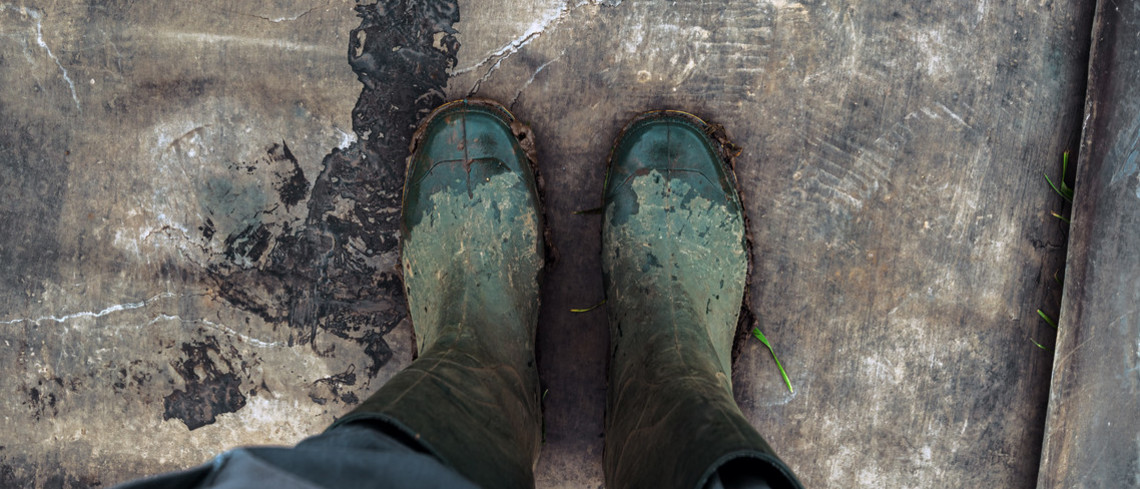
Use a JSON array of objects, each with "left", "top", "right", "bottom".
[
  {"left": 601, "top": 110, "right": 756, "bottom": 367},
  {"left": 400, "top": 98, "right": 555, "bottom": 359}
]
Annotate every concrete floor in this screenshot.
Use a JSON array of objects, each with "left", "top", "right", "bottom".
[{"left": 0, "top": 0, "right": 1104, "bottom": 487}]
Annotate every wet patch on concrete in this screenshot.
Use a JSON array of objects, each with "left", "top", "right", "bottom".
[
  {"left": 196, "top": 0, "right": 461, "bottom": 382},
  {"left": 163, "top": 337, "right": 248, "bottom": 430},
  {"left": 309, "top": 364, "right": 359, "bottom": 406}
]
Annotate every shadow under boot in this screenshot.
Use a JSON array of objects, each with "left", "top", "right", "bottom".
[
  {"left": 330, "top": 99, "right": 545, "bottom": 489},
  {"left": 601, "top": 111, "right": 803, "bottom": 489}
]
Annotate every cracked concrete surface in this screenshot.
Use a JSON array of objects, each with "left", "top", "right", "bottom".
[{"left": 0, "top": 0, "right": 1095, "bottom": 487}]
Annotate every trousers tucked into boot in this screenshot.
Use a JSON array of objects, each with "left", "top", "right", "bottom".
[
  {"left": 329, "top": 99, "right": 545, "bottom": 489},
  {"left": 601, "top": 111, "right": 802, "bottom": 489},
  {"left": 332, "top": 102, "right": 801, "bottom": 489}
]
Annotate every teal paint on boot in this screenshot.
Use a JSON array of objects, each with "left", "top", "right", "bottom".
[
  {"left": 602, "top": 111, "right": 802, "bottom": 489},
  {"left": 331, "top": 99, "right": 544, "bottom": 489}
]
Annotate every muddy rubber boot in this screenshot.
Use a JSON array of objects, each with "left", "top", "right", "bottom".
[
  {"left": 601, "top": 111, "right": 802, "bottom": 489},
  {"left": 329, "top": 99, "right": 544, "bottom": 489}
]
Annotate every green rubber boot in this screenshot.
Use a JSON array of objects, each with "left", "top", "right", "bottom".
[
  {"left": 330, "top": 99, "right": 544, "bottom": 489},
  {"left": 601, "top": 111, "right": 802, "bottom": 489}
]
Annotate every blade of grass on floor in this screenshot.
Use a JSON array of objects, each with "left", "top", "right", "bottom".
[
  {"left": 752, "top": 327, "right": 793, "bottom": 393},
  {"left": 570, "top": 299, "right": 605, "bottom": 313}
]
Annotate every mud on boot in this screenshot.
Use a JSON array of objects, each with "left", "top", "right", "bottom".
[
  {"left": 601, "top": 110, "right": 802, "bottom": 489},
  {"left": 331, "top": 99, "right": 545, "bottom": 489}
]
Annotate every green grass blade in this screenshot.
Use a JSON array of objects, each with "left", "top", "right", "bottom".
[
  {"left": 1051, "top": 210, "right": 1070, "bottom": 224},
  {"left": 1061, "top": 182, "right": 1074, "bottom": 200},
  {"left": 570, "top": 299, "right": 605, "bottom": 313},
  {"left": 1044, "top": 151, "right": 1075, "bottom": 202},
  {"left": 1030, "top": 338, "right": 1054, "bottom": 352},
  {"left": 1060, "top": 151, "right": 1075, "bottom": 199},
  {"left": 1045, "top": 173, "right": 1073, "bottom": 203},
  {"left": 752, "top": 327, "right": 793, "bottom": 393},
  {"left": 1036, "top": 309, "right": 1058, "bottom": 329}
]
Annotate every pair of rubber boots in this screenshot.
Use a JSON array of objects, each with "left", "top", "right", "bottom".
[{"left": 329, "top": 99, "right": 801, "bottom": 489}]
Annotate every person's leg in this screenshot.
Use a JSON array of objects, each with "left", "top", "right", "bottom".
[
  {"left": 113, "top": 424, "right": 478, "bottom": 489},
  {"left": 601, "top": 111, "right": 802, "bottom": 489},
  {"left": 113, "top": 99, "right": 543, "bottom": 489},
  {"left": 326, "top": 99, "right": 546, "bottom": 489}
]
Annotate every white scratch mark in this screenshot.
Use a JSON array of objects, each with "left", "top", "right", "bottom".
[
  {"left": 936, "top": 102, "right": 969, "bottom": 127},
  {"left": 155, "top": 31, "right": 342, "bottom": 55},
  {"left": 248, "top": 7, "right": 316, "bottom": 23},
  {"left": 0, "top": 4, "right": 81, "bottom": 110},
  {"left": 509, "top": 52, "right": 563, "bottom": 109},
  {"left": 149, "top": 314, "right": 282, "bottom": 348},
  {"left": 803, "top": 69, "right": 831, "bottom": 85},
  {"left": 457, "top": 0, "right": 581, "bottom": 94},
  {"left": 766, "top": 0, "right": 804, "bottom": 7},
  {"left": 0, "top": 292, "right": 174, "bottom": 325}
]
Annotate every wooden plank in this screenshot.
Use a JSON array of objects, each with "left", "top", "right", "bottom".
[{"left": 1038, "top": 0, "right": 1140, "bottom": 485}]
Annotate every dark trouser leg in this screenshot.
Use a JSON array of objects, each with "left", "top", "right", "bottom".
[{"left": 112, "top": 424, "right": 479, "bottom": 489}]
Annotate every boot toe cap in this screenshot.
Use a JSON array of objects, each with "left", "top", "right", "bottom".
[{"left": 604, "top": 111, "right": 740, "bottom": 208}]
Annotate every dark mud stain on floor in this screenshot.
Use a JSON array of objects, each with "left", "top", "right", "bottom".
[
  {"left": 163, "top": 337, "right": 248, "bottom": 430},
  {"left": 308, "top": 364, "right": 359, "bottom": 406},
  {"left": 160, "top": 0, "right": 460, "bottom": 429}
]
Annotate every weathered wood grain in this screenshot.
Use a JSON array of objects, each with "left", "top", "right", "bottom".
[{"left": 1038, "top": 1, "right": 1140, "bottom": 486}]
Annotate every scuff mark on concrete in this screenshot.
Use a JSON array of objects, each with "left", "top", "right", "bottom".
[
  {"left": 936, "top": 102, "right": 970, "bottom": 128},
  {"left": 154, "top": 31, "right": 344, "bottom": 55},
  {"left": 231, "top": 6, "right": 318, "bottom": 24},
  {"left": 148, "top": 314, "right": 284, "bottom": 349},
  {"left": 509, "top": 52, "right": 563, "bottom": 109},
  {"left": 456, "top": 0, "right": 581, "bottom": 94},
  {"left": 0, "top": 4, "right": 81, "bottom": 110}
]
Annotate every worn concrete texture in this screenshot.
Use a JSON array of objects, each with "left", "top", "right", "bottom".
[{"left": 0, "top": 0, "right": 1095, "bottom": 487}]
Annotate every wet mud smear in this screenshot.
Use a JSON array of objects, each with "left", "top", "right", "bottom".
[
  {"left": 163, "top": 338, "right": 248, "bottom": 430},
  {"left": 161, "top": 0, "right": 461, "bottom": 429}
]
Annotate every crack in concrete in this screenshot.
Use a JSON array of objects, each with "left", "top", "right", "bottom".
[
  {"left": 458, "top": 0, "right": 584, "bottom": 95},
  {"left": 0, "top": 4, "right": 81, "bottom": 110},
  {"left": 0, "top": 292, "right": 175, "bottom": 325},
  {"left": 148, "top": 314, "right": 284, "bottom": 348}
]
